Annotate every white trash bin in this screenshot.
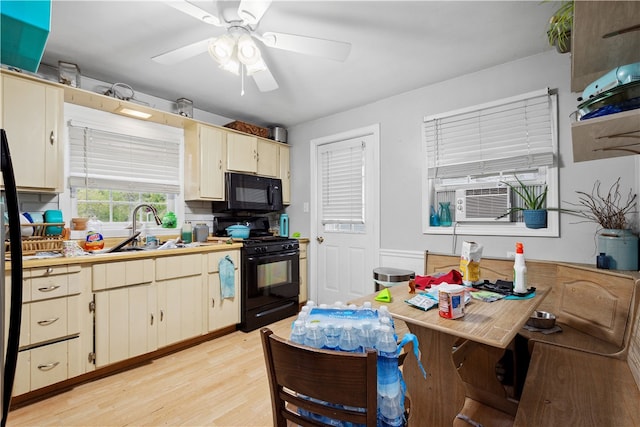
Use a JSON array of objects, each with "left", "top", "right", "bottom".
[{"left": 374, "top": 267, "right": 415, "bottom": 291}]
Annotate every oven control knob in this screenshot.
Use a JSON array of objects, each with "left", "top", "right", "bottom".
[{"left": 259, "top": 246, "right": 268, "bottom": 253}]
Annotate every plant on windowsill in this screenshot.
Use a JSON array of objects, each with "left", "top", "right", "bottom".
[
  {"left": 545, "top": 0, "right": 574, "bottom": 54},
  {"left": 496, "top": 176, "right": 548, "bottom": 229}
]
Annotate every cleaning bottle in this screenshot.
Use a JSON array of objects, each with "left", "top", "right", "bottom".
[{"left": 513, "top": 242, "right": 528, "bottom": 294}]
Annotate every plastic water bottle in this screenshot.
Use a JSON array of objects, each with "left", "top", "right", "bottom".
[
  {"left": 338, "top": 322, "right": 361, "bottom": 352},
  {"left": 359, "top": 321, "right": 376, "bottom": 350},
  {"left": 376, "top": 325, "right": 403, "bottom": 427},
  {"left": 304, "top": 323, "right": 325, "bottom": 348},
  {"left": 290, "top": 320, "right": 306, "bottom": 345},
  {"left": 324, "top": 323, "right": 341, "bottom": 350}
]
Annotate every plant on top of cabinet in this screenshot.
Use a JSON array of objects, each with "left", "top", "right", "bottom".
[{"left": 545, "top": 0, "right": 573, "bottom": 53}]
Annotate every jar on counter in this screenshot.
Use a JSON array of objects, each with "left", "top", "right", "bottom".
[
  {"left": 181, "top": 221, "right": 193, "bottom": 244},
  {"left": 194, "top": 223, "right": 209, "bottom": 243}
]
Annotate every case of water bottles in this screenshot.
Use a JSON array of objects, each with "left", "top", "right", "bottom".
[{"left": 290, "top": 300, "right": 410, "bottom": 427}]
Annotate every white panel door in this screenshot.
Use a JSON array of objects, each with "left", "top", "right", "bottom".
[{"left": 312, "top": 125, "right": 380, "bottom": 305}]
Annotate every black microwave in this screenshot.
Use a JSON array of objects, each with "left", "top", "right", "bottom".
[{"left": 213, "top": 172, "right": 284, "bottom": 212}]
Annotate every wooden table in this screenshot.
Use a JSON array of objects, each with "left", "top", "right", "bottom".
[{"left": 352, "top": 285, "right": 548, "bottom": 427}]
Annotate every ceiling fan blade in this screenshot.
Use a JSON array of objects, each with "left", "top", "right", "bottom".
[
  {"left": 260, "top": 32, "right": 351, "bottom": 61},
  {"left": 164, "top": 0, "right": 222, "bottom": 26},
  {"left": 152, "top": 38, "right": 213, "bottom": 65},
  {"left": 238, "top": 0, "right": 272, "bottom": 26},
  {"left": 251, "top": 66, "right": 279, "bottom": 92}
]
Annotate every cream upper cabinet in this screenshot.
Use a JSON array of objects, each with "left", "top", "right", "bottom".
[
  {"left": 226, "top": 131, "right": 280, "bottom": 177},
  {"left": 0, "top": 72, "right": 64, "bottom": 192},
  {"left": 257, "top": 139, "right": 279, "bottom": 177},
  {"left": 184, "top": 123, "right": 226, "bottom": 201},
  {"left": 227, "top": 132, "right": 258, "bottom": 173},
  {"left": 279, "top": 144, "right": 291, "bottom": 204}
]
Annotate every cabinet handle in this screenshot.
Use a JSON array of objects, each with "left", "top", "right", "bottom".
[
  {"left": 49, "top": 131, "right": 55, "bottom": 145},
  {"left": 38, "top": 284, "right": 60, "bottom": 292},
  {"left": 218, "top": 159, "right": 222, "bottom": 170},
  {"left": 150, "top": 313, "right": 154, "bottom": 325},
  {"left": 212, "top": 298, "right": 215, "bottom": 308},
  {"left": 46, "top": 267, "right": 54, "bottom": 275},
  {"left": 37, "top": 317, "right": 60, "bottom": 326},
  {"left": 160, "top": 310, "right": 164, "bottom": 321},
  {"left": 38, "top": 361, "right": 60, "bottom": 371},
  {"left": 254, "top": 150, "right": 257, "bottom": 160}
]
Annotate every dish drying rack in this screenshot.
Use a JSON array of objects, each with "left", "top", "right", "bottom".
[{"left": 5, "top": 223, "right": 65, "bottom": 256}]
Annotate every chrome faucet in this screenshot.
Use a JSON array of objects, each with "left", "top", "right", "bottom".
[{"left": 131, "top": 204, "right": 162, "bottom": 246}]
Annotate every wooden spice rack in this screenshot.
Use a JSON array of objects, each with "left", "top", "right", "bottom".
[{"left": 5, "top": 222, "right": 65, "bottom": 256}]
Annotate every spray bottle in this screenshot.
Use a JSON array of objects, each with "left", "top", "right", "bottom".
[{"left": 513, "top": 242, "right": 527, "bottom": 294}]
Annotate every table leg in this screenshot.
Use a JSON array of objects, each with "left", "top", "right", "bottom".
[{"left": 403, "top": 323, "right": 466, "bottom": 427}]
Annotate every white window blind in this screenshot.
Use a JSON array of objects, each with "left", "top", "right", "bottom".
[
  {"left": 320, "top": 139, "right": 365, "bottom": 225},
  {"left": 68, "top": 124, "right": 181, "bottom": 194},
  {"left": 424, "top": 88, "right": 556, "bottom": 179}
]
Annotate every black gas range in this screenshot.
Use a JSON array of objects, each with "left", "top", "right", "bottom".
[{"left": 213, "top": 216, "right": 300, "bottom": 331}]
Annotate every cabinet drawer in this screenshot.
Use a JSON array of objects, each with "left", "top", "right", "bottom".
[
  {"left": 30, "top": 274, "right": 69, "bottom": 301},
  {"left": 93, "top": 259, "right": 154, "bottom": 291},
  {"left": 207, "top": 251, "right": 239, "bottom": 273},
  {"left": 29, "top": 298, "right": 70, "bottom": 344},
  {"left": 156, "top": 253, "right": 202, "bottom": 280},
  {"left": 30, "top": 339, "right": 69, "bottom": 390}
]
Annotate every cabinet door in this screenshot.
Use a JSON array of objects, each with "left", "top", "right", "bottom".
[
  {"left": 185, "top": 124, "right": 225, "bottom": 201},
  {"left": 279, "top": 144, "right": 291, "bottom": 204},
  {"left": 299, "top": 254, "right": 308, "bottom": 304},
  {"left": 257, "top": 139, "right": 279, "bottom": 177},
  {"left": 208, "top": 271, "right": 240, "bottom": 331},
  {"left": 158, "top": 275, "right": 204, "bottom": 347},
  {"left": 227, "top": 132, "right": 258, "bottom": 173},
  {"left": 1, "top": 74, "right": 63, "bottom": 191},
  {"left": 94, "top": 283, "right": 157, "bottom": 367}
]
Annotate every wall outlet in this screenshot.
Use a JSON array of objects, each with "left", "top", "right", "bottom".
[{"left": 303, "top": 202, "right": 309, "bottom": 213}]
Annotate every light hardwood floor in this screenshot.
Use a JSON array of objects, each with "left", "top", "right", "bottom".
[{"left": 7, "top": 316, "right": 297, "bottom": 427}]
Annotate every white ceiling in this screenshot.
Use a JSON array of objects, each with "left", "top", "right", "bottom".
[{"left": 41, "top": 1, "right": 559, "bottom": 128}]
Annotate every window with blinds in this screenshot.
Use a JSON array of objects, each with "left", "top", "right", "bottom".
[
  {"left": 422, "top": 88, "right": 559, "bottom": 236},
  {"left": 319, "top": 138, "right": 365, "bottom": 231},
  {"left": 68, "top": 124, "right": 181, "bottom": 194}
]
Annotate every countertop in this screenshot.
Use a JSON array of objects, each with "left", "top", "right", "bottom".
[{"left": 7, "top": 240, "right": 243, "bottom": 270}]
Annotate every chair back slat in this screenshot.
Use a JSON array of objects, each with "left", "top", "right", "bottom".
[{"left": 261, "top": 327, "right": 378, "bottom": 426}]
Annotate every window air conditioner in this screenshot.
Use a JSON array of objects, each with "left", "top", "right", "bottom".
[{"left": 454, "top": 187, "right": 511, "bottom": 222}]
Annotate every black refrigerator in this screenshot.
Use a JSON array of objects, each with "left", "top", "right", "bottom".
[{"left": 1, "top": 129, "right": 23, "bottom": 427}]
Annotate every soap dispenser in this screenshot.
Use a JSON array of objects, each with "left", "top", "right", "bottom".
[{"left": 279, "top": 214, "right": 289, "bottom": 237}]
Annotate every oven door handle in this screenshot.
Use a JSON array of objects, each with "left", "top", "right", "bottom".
[{"left": 245, "top": 251, "right": 299, "bottom": 263}]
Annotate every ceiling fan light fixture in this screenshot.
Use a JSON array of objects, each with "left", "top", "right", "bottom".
[
  {"left": 219, "top": 57, "right": 240, "bottom": 75},
  {"left": 208, "top": 35, "right": 235, "bottom": 63},
  {"left": 236, "top": 34, "right": 261, "bottom": 65}
]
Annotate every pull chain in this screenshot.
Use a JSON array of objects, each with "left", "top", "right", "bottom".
[{"left": 241, "top": 64, "right": 245, "bottom": 96}]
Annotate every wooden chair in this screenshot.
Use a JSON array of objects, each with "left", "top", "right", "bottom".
[{"left": 260, "top": 327, "right": 378, "bottom": 426}]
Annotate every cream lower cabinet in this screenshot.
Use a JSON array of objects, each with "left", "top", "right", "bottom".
[
  {"left": 11, "top": 264, "right": 89, "bottom": 395},
  {"left": 206, "top": 250, "right": 240, "bottom": 331},
  {"left": 299, "top": 242, "right": 308, "bottom": 304},
  {"left": 93, "top": 259, "right": 156, "bottom": 367},
  {"left": 0, "top": 71, "right": 64, "bottom": 192},
  {"left": 156, "top": 253, "right": 204, "bottom": 347}
]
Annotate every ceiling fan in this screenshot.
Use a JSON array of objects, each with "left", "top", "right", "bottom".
[{"left": 152, "top": 0, "right": 352, "bottom": 93}]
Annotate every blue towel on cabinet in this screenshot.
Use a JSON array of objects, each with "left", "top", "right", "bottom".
[{"left": 219, "top": 255, "right": 235, "bottom": 299}]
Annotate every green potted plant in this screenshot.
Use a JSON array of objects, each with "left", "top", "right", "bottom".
[
  {"left": 497, "top": 176, "right": 548, "bottom": 229},
  {"left": 546, "top": 0, "right": 574, "bottom": 53}
]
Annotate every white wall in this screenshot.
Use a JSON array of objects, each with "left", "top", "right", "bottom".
[{"left": 286, "top": 50, "right": 638, "bottom": 266}]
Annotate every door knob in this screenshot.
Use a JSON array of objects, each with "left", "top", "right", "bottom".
[{"left": 316, "top": 236, "right": 324, "bottom": 244}]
